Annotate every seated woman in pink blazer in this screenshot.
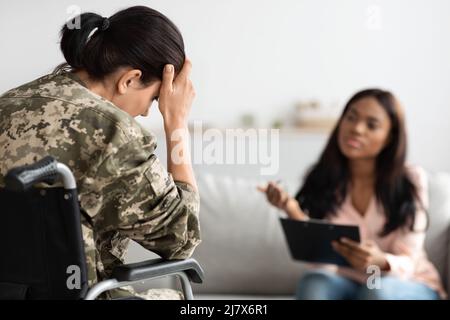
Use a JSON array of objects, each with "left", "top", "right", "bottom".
[{"left": 259, "top": 89, "right": 446, "bottom": 300}]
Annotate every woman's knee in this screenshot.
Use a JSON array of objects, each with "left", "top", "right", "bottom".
[
  {"left": 296, "top": 270, "right": 346, "bottom": 300},
  {"left": 297, "top": 270, "right": 338, "bottom": 286},
  {"left": 357, "top": 276, "right": 439, "bottom": 300},
  {"left": 357, "top": 276, "right": 400, "bottom": 300},
  {"left": 356, "top": 286, "right": 384, "bottom": 300}
]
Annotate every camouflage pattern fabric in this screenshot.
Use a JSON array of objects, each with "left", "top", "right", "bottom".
[
  {"left": 0, "top": 72, "right": 201, "bottom": 298},
  {"left": 110, "top": 286, "right": 184, "bottom": 300}
]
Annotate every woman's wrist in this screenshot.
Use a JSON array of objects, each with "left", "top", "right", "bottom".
[
  {"left": 163, "top": 118, "right": 197, "bottom": 191},
  {"left": 285, "top": 198, "right": 307, "bottom": 220},
  {"left": 163, "top": 117, "right": 187, "bottom": 131}
]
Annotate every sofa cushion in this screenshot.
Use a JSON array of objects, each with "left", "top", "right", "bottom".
[{"left": 192, "top": 173, "right": 307, "bottom": 295}]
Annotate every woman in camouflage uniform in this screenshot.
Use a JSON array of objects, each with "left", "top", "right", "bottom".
[{"left": 0, "top": 6, "right": 200, "bottom": 299}]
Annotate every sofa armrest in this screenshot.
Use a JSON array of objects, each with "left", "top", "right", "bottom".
[{"left": 446, "top": 225, "right": 450, "bottom": 296}]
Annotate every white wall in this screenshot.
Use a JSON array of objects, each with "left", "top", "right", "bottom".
[{"left": 1, "top": 0, "right": 449, "bottom": 173}]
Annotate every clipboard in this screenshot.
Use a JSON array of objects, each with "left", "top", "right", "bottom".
[{"left": 279, "top": 217, "right": 360, "bottom": 266}]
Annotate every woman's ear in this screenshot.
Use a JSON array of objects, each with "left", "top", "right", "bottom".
[{"left": 117, "top": 69, "right": 143, "bottom": 94}]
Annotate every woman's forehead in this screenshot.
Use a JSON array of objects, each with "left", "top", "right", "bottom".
[{"left": 349, "top": 97, "right": 390, "bottom": 120}]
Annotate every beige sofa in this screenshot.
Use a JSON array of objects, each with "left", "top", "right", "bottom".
[
  {"left": 191, "top": 171, "right": 450, "bottom": 299},
  {"left": 127, "top": 171, "right": 450, "bottom": 299}
]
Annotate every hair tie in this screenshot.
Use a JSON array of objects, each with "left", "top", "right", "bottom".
[
  {"left": 101, "top": 17, "right": 110, "bottom": 31},
  {"left": 85, "top": 17, "right": 109, "bottom": 45}
]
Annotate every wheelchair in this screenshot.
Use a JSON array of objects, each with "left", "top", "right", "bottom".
[{"left": 0, "top": 156, "right": 203, "bottom": 300}]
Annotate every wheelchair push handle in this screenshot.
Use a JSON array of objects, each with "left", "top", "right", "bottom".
[{"left": 5, "top": 156, "right": 59, "bottom": 191}]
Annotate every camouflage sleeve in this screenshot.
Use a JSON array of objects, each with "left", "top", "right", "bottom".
[{"left": 82, "top": 136, "right": 201, "bottom": 264}]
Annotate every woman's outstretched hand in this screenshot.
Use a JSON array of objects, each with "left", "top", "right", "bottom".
[
  {"left": 257, "top": 181, "right": 308, "bottom": 221},
  {"left": 257, "top": 181, "right": 289, "bottom": 210}
]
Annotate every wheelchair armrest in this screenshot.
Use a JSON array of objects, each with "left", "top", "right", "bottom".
[{"left": 111, "top": 258, "right": 204, "bottom": 284}]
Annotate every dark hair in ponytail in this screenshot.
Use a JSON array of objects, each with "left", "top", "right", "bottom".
[{"left": 58, "top": 6, "right": 185, "bottom": 84}]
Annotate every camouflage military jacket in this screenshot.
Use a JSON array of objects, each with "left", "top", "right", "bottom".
[{"left": 0, "top": 72, "right": 201, "bottom": 286}]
